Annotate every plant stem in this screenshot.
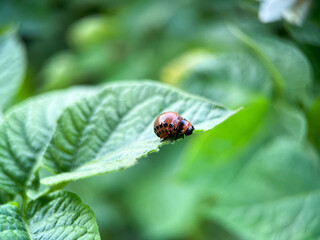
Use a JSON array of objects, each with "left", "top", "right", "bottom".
[
  {"left": 21, "top": 192, "right": 28, "bottom": 218},
  {"left": 229, "top": 26, "right": 284, "bottom": 100}
]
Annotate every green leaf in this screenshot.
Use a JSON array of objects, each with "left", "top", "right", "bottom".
[
  {"left": 67, "top": 15, "right": 119, "bottom": 49},
  {"left": 0, "top": 87, "right": 97, "bottom": 195},
  {"left": 41, "top": 81, "right": 237, "bottom": 186},
  {"left": 123, "top": 140, "right": 201, "bottom": 239},
  {"left": 274, "top": 101, "right": 307, "bottom": 142},
  {"left": 40, "top": 52, "right": 78, "bottom": 91},
  {"left": 162, "top": 50, "right": 271, "bottom": 108},
  {"left": 27, "top": 191, "right": 100, "bottom": 240},
  {"left": 231, "top": 28, "right": 312, "bottom": 103},
  {"left": 0, "top": 202, "right": 29, "bottom": 240},
  {"left": 0, "top": 26, "right": 26, "bottom": 112},
  {"left": 286, "top": 21, "right": 320, "bottom": 46},
  {"left": 0, "top": 191, "right": 100, "bottom": 240},
  {"left": 208, "top": 137, "right": 320, "bottom": 240},
  {"left": 162, "top": 27, "right": 312, "bottom": 106},
  {"left": 0, "top": 191, "right": 13, "bottom": 204},
  {"left": 179, "top": 97, "right": 269, "bottom": 187}
]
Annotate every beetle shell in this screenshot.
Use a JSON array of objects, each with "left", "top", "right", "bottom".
[{"left": 153, "top": 111, "right": 194, "bottom": 140}]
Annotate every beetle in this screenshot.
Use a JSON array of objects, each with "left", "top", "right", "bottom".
[{"left": 153, "top": 111, "right": 194, "bottom": 141}]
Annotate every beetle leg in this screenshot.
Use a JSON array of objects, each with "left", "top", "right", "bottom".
[
  {"left": 174, "top": 133, "right": 179, "bottom": 141},
  {"left": 168, "top": 134, "right": 174, "bottom": 143},
  {"left": 161, "top": 137, "right": 168, "bottom": 142}
]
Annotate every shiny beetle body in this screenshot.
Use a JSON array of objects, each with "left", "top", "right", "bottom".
[{"left": 153, "top": 111, "right": 194, "bottom": 140}]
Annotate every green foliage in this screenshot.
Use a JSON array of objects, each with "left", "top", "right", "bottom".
[
  {"left": 0, "top": 87, "right": 97, "bottom": 195},
  {"left": 0, "top": 202, "right": 29, "bottom": 239},
  {"left": 162, "top": 51, "right": 271, "bottom": 108},
  {"left": 0, "top": 79, "right": 234, "bottom": 239},
  {"left": 121, "top": 140, "right": 200, "bottom": 239},
  {"left": 0, "top": 191, "right": 100, "bottom": 240},
  {"left": 27, "top": 191, "right": 100, "bottom": 240},
  {"left": 41, "top": 82, "right": 236, "bottom": 186},
  {"left": 0, "top": 0, "right": 320, "bottom": 239},
  {"left": 209, "top": 138, "right": 320, "bottom": 240},
  {"left": 179, "top": 97, "right": 270, "bottom": 187},
  {"left": 163, "top": 27, "right": 312, "bottom": 107},
  {"left": 234, "top": 30, "right": 312, "bottom": 103},
  {"left": 308, "top": 98, "right": 320, "bottom": 153},
  {"left": 0, "top": 26, "right": 25, "bottom": 113}
]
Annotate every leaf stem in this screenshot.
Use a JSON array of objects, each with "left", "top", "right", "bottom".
[
  {"left": 229, "top": 26, "right": 284, "bottom": 100},
  {"left": 21, "top": 192, "right": 28, "bottom": 218}
]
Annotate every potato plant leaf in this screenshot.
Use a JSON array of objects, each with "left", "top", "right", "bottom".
[
  {"left": 231, "top": 27, "right": 312, "bottom": 102},
  {"left": 0, "top": 87, "right": 97, "bottom": 195},
  {"left": 0, "top": 202, "right": 29, "bottom": 239},
  {"left": 0, "top": 26, "right": 26, "bottom": 112},
  {"left": 162, "top": 51, "right": 272, "bottom": 108},
  {"left": 164, "top": 28, "right": 312, "bottom": 106},
  {"left": 41, "top": 82, "right": 237, "bottom": 186},
  {"left": 178, "top": 97, "right": 270, "bottom": 187},
  {"left": 208, "top": 138, "right": 320, "bottom": 240},
  {"left": 0, "top": 191, "right": 100, "bottom": 240}
]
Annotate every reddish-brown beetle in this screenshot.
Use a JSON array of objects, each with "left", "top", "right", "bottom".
[{"left": 153, "top": 111, "right": 194, "bottom": 141}]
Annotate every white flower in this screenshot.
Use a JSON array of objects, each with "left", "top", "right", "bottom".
[{"left": 258, "top": 0, "right": 312, "bottom": 26}]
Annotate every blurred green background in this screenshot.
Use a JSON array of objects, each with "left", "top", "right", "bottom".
[{"left": 2, "top": 0, "right": 320, "bottom": 239}]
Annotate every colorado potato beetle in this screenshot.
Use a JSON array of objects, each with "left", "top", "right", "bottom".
[{"left": 153, "top": 111, "right": 194, "bottom": 141}]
